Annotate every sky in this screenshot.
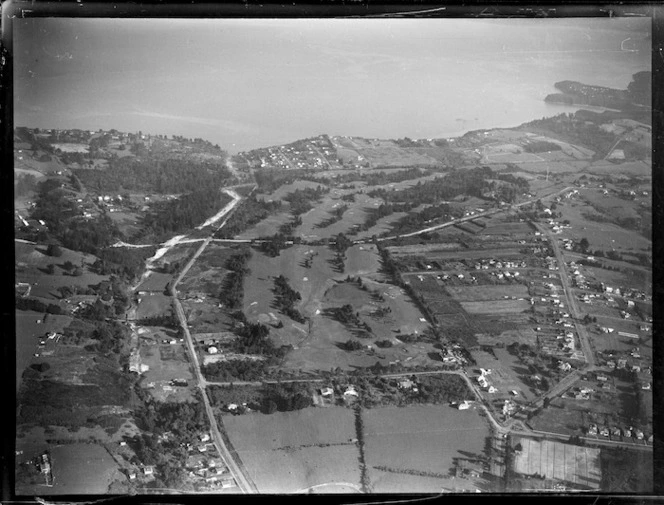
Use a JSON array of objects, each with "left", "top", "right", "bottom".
[{"left": 14, "top": 17, "right": 651, "bottom": 152}]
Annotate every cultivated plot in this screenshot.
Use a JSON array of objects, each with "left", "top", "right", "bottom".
[
  {"left": 222, "top": 407, "right": 360, "bottom": 493},
  {"left": 513, "top": 437, "right": 601, "bottom": 490},
  {"left": 363, "top": 405, "right": 490, "bottom": 493}
]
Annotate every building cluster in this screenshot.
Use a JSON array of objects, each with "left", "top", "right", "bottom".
[{"left": 242, "top": 135, "right": 339, "bottom": 170}]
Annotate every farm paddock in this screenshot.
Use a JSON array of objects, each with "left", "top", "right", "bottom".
[
  {"left": 512, "top": 437, "right": 601, "bottom": 490},
  {"left": 221, "top": 407, "right": 360, "bottom": 493},
  {"left": 363, "top": 405, "right": 492, "bottom": 493}
]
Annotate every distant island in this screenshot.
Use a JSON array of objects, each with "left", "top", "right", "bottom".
[{"left": 544, "top": 71, "right": 651, "bottom": 111}]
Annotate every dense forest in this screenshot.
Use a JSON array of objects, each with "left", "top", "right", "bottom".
[
  {"left": 521, "top": 111, "right": 623, "bottom": 159},
  {"left": 28, "top": 179, "right": 122, "bottom": 254},
  {"left": 214, "top": 196, "right": 283, "bottom": 239},
  {"left": 73, "top": 158, "right": 233, "bottom": 194},
  {"left": 140, "top": 187, "right": 232, "bottom": 240},
  {"left": 283, "top": 186, "right": 330, "bottom": 216},
  {"left": 368, "top": 166, "right": 496, "bottom": 205}
]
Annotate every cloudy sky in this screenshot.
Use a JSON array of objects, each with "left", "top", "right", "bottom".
[{"left": 14, "top": 17, "right": 650, "bottom": 152}]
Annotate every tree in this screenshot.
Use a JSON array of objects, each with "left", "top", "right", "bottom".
[
  {"left": 579, "top": 237, "right": 590, "bottom": 253},
  {"left": 63, "top": 260, "right": 75, "bottom": 271},
  {"left": 46, "top": 264, "right": 56, "bottom": 275},
  {"left": 47, "top": 244, "right": 63, "bottom": 257}
]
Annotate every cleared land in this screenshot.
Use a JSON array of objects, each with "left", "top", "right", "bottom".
[
  {"left": 460, "top": 299, "right": 531, "bottom": 315},
  {"left": 16, "top": 311, "right": 73, "bottom": 392},
  {"left": 447, "top": 284, "right": 529, "bottom": 302},
  {"left": 364, "top": 405, "right": 491, "bottom": 493},
  {"left": 222, "top": 407, "right": 360, "bottom": 493},
  {"left": 16, "top": 443, "right": 123, "bottom": 495},
  {"left": 513, "top": 437, "right": 601, "bottom": 489}
]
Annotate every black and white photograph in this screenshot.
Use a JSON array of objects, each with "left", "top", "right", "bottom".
[{"left": 9, "top": 5, "right": 655, "bottom": 497}]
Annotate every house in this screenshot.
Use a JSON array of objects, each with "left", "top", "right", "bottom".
[
  {"left": 207, "top": 346, "right": 219, "bottom": 354},
  {"left": 558, "top": 361, "right": 572, "bottom": 372},
  {"left": 600, "top": 427, "right": 610, "bottom": 437},
  {"left": 398, "top": 379, "right": 415, "bottom": 390},
  {"left": 611, "top": 427, "right": 622, "bottom": 437},
  {"left": 488, "top": 386, "right": 498, "bottom": 394},
  {"left": 199, "top": 433, "right": 211, "bottom": 443},
  {"left": 344, "top": 385, "right": 359, "bottom": 397},
  {"left": 624, "top": 427, "right": 632, "bottom": 438},
  {"left": 458, "top": 401, "right": 472, "bottom": 410},
  {"left": 635, "top": 430, "right": 644, "bottom": 440},
  {"left": 320, "top": 387, "right": 334, "bottom": 396},
  {"left": 128, "top": 472, "right": 137, "bottom": 480},
  {"left": 588, "top": 424, "right": 598, "bottom": 435},
  {"left": 143, "top": 466, "right": 155, "bottom": 476},
  {"left": 221, "top": 478, "right": 236, "bottom": 488},
  {"left": 227, "top": 403, "right": 238, "bottom": 411},
  {"left": 596, "top": 375, "right": 608, "bottom": 382}
]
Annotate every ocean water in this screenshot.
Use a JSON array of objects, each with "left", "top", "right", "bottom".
[{"left": 14, "top": 18, "right": 651, "bottom": 152}]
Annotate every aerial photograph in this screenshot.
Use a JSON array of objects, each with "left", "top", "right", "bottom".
[{"left": 13, "top": 15, "right": 652, "bottom": 495}]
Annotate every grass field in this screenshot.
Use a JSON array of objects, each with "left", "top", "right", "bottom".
[
  {"left": 256, "top": 180, "right": 327, "bottom": 203},
  {"left": 343, "top": 244, "right": 383, "bottom": 279},
  {"left": 446, "top": 284, "right": 529, "bottom": 302},
  {"left": 16, "top": 311, "right": 74, "bottom": 391},
  {"left": 136, "top": 272, "right": 173, "bottom": 293},
  {"left": 460, "top": 299, "right": 530, "bottom": 315},
  {"left": 236, "top": 211, "right": 292, "bottom": 239},
  {"left": 513, "top": 437, "right": 601, "bottom": 489},
  {"left": 480, "top": 222, "right": 533, "bottom": 235},
  {"left": 222, "top": 407, "right": 360, "bottom": 493},
  {"left": 16, "top": 443, "right": 123, "bottom": 495},
  {"left": 470, "top": 349, "right": 537, "bottom": 401},
  {"left": 363, "top": 405, "right": 490, "bottom": 493},
  {"left": 15, "top": 241, "right": 109, "bottom": 300},
  {"left": 139, "top": 340, "right": 195, "bottom": 402},
  {"left": 586, "top": 160, "right": 650, "bottom": 177},
  {"left": 135, "top": 293, "right": 173, "bottom": 319}
]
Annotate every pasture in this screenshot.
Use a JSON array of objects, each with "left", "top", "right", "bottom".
[
  {"left": 135, "top": 293, "right": 173, "bottom": 319},
  {"left": 235, "top": 211, "right": 292, "bottom": 239},
  {"left": 136, "top": 272, "right": 173, "bottom": 293},
  {"left": 15, "top": 242, "right": 108, "bottom": 299},
  {"left": 553, "top": 201, "right": 649, "bottom": 254},
  {"left": 16, "top": 443, "right": 124, "bottom": 495},
  {"left": 363, "top": 405, "right": 491, "bottom": 493},
  {"left": 256, "top": 180, "right": 327, "bottom": 203},
  {"left": 460, "top": 299, "right": 530, "bottom": 315},
  {"left": 512, "top": 437, "right": 601, "bottom": 489},
  {"left": 16, "top": 310, "right": 74, "bottom": 392},
  {"left": 222, "top": 407, "right": 360, "bottom": 493},
  {"left": 586, "top": 160, "right": 651, "bottom": 177},
  {"left": 516, "top": 160, "right": 589, "bottom": 174},
  {"left": 446, "top": 284, "right": 529, "bottom": 302},
  {"left": 480, "top": 222, "right": 533, "bottom": 235}
]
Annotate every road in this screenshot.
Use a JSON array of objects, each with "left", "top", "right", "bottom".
[
  {"left": 376, "top": 185, "right": 573, "bottom": 242},
  {"left": 533, "top": 222, "right": 596, "bottom": 368},
  {"left": 166, "top": 197, "right": 257, "bottom": 493},
  {"left": 127, "top": 187, "right": 255, "bottom": 493}
]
